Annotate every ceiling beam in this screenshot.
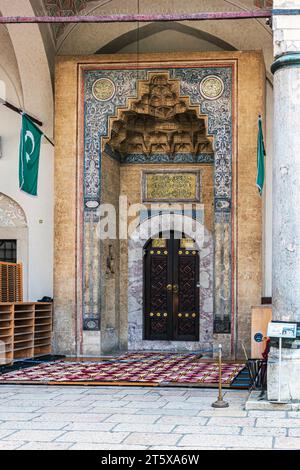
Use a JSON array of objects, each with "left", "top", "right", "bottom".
[
  {"left": 0, "top": 9, "right": 299, "bottom": 24},
  {"left": 0, "top": 10, "right": 276, "bottom": 24}
]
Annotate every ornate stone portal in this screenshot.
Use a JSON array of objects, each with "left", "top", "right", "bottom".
[
  {"left": 54, "top": 52, "right": 264, "bottom": 358},
  {"left": 82, "top": 64, "right": 233, "bottom": 339}
]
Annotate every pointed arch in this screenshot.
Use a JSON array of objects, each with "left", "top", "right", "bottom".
[{"left": 0, "top": 193, "right": 27, "bottom": 227}]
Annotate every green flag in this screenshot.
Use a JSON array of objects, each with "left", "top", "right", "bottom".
[
  {"left": 19, "top": 114, "right": 43, "bottom": 196},
  {"left": 256, "top": 116, "right": 266, "bottom": 196}
]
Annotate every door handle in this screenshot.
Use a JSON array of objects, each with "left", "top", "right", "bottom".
[{"left": 167, "top": 284, "right": 179, "bottom": 293}]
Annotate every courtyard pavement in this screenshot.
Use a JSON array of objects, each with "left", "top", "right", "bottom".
[{"left": 0, "top": 385, "right": 299, "bottom": 450}]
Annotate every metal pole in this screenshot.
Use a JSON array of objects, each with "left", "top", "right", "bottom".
[
  {"left": 0, "top": 98, "right": 42, "bottom": 127},
  {"left": 212, "top": 344, "right": 229, "bottom": 408},
  {"left": 0, "top": 99, "right": 54, "bottom": 147},
  {"left": 278, "top": 337, "right": 282, "bottom": 402},
  {"left": 0, "top": 10, "right": 274, "bottom": 24},
  {"left": 218, "top": 345, "right": 223, "bottom": 401}
]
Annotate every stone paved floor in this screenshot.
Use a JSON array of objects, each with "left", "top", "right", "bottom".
[{"left": 0, "top": 385, "right": 299, "bottom": 450}]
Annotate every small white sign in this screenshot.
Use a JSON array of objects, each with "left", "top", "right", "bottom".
[{"left": 267, "top": 322, "right": 297, "bottom": 339}]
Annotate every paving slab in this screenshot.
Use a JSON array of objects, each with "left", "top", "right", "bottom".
[
  {"left": 33, "top": 413, "right": 111, "bottom": 422},
  {"left": 248, "top": 410, "right": 287, "bottom": 418},
  {"left": 157, "top": 416, "right": 208, "bottom": 426},
  {"left": 0, "top": 406, "right": 42, "bottom": 413},
  {"left": 198, "top": 409, "right": 248, "bottom": 417},
  {"left": 135, "top": 408, "right": 199, "bottom": 416},
  {"left": 104, "top": 414, "right": 159, "bottom": 424},
  {"left": 0, "top": 421, "right": 69, "bottom": 431},
  {"left": 56, "top": 431, "right": 129, "bottom": 444},
  {"left": 63, "top": 422, "right": 116, "bottom": 432},
  {"left": 0, "top": 440, "right": 27, "bottom": 450},
  {"left": 113, "top": 423, "right": 175, "bottom": 433},
  {"left": 256, "top": 418, "right": 300, "bottom": 428},
  {"left": 4, "top": 430, "right": 65, "bottom": 442},
  {"left": 288, "top": 429, "right": 300, "bottom": 437},
  {"left": 246, "top": 391, "right": 300, "bottom": 411},
  {"left": 18, "top": 442, "right": 73, "bottom": 450},
  {"left": 287, "top": 412, "right": 300, "bottom": 418},
  {"left": 70, "top": 443, "right": 148, "bottom": 450},
  {"left": 178, "top": 434, "right": 273, "bottom": 449},
  {"left": 207, "top": 417, "right": 256, "bottom": 427},
  {"left": 242, "top": 427, "right": 287, "bottom": 436},
  {"left": 0, "top": 412, "right": 42, "bottom": 421},
  {"left": 173, "top": 425, "right": 241, "bottom": 435},
  {"left": 124, "top": 432, "right": 181, "bottom": 446},
  {"left": 274, "top": 437, "right": 300, "bottom": 449}
]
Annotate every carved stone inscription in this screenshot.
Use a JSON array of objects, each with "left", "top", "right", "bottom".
[{"left": 142, "top": 171, "right": 201, "bottom": 203}]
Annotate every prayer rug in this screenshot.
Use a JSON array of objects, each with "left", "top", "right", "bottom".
[{"left": 0, "top": 353, "right": 244, "bottom": 387}]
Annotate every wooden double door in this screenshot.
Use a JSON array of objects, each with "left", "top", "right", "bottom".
[{"left": 144, "top": 233, "right": 200, "bottom": 342}]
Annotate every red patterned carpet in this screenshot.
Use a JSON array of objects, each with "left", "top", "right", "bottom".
[{"left": 0, "top": 353, "right": 245, "bottom": 386}]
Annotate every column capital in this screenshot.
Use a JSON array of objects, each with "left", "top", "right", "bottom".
[
  {"left": 271, "top": 52, "right": 300, "bottom": 73},
  {"left": 273, "top": 1, "right": 300, "bottom": 57}
]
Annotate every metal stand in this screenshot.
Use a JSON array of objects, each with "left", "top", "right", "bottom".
[
  {"left": 278, "top": 336, "right": 282, "bottom": 403},
  {"left": 269, "top": 336, "right": 288, "bottom": 404},
  {"left": 212, "top": 344, "right": 229, "bottom": 408}
]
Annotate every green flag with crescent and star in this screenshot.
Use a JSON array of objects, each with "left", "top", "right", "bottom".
[
  {"left": 19, "top": 114, "right": 43, "bottom": 196},
  {"left": 256, "top": 116, "right": 266, "bottom": 196}
]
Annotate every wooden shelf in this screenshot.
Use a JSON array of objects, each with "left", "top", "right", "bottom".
[
  {"left": 0, "top": 302, "right": 52, "bottom": 363},
  {"left": 14, "top": 321, "right": 32, "bottom": 325},
  {"left": 0, "top": 304, "right": 13, "bottom": 365},
  {"left": 14, "top": 337, "right": 33, "bottom": 343},
  {"left": 35, "top": 341, "right": 51, "bottom": 345},
  {"left": 35, "top": 337, "right": 52, "bottom": 344},
  {"left": 0, "top": 263, "right": 23, "bottom": 303},
  {"left": 34, "top": 303, "right": 52, "bottom": 356},
  {"left": 0, "top": 318, "right": 13, "bottom": 323},
  {"left": 15, "top": 330, "right": 32, "bottom": 336},
  {"left": 14, "top": 344, "right": 32, "bottom": 351},
  {"left": 35, "top": 326, "right": 51, "bottom": 331}
]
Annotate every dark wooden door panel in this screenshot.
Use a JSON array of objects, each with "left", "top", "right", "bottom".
[
  {"left": 144, "top": 242, "right": 172, "bottom": 340},
  {"left": 174, "top": 252, "right": 199, "bottom": 341},
  {"left": 144, "top": 233, "right": 199, "bottom": 341}
]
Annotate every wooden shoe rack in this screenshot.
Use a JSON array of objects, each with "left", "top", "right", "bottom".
[{"left": 0, "top": 303, "right": 52, "bottom": 365}]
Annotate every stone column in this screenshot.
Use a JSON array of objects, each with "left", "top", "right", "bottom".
[{"left": 268, "top": 0, "right": 300, "bottom": 401}]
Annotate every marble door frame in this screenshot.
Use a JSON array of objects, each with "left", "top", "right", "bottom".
[{"left": 127, "top": 213, "right": 214, "bottom": 353}]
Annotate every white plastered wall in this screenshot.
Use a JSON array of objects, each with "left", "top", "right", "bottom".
[{"left": 0, "top": 0, "right": 54, "bottom": 301}]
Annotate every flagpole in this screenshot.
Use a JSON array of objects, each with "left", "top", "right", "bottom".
[
  {"left": 256, "top": 114, "right": 266, "bottom": 196},
  {"left": 43, "top": 134, "right": 55, "bottom": 147},
  {"left": 0, "top": 98, "right": 54, "bottom": 147}
]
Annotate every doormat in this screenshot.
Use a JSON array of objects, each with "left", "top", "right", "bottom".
[{"left": 0, "top": 353, "right": 245, "bottom": 388}]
